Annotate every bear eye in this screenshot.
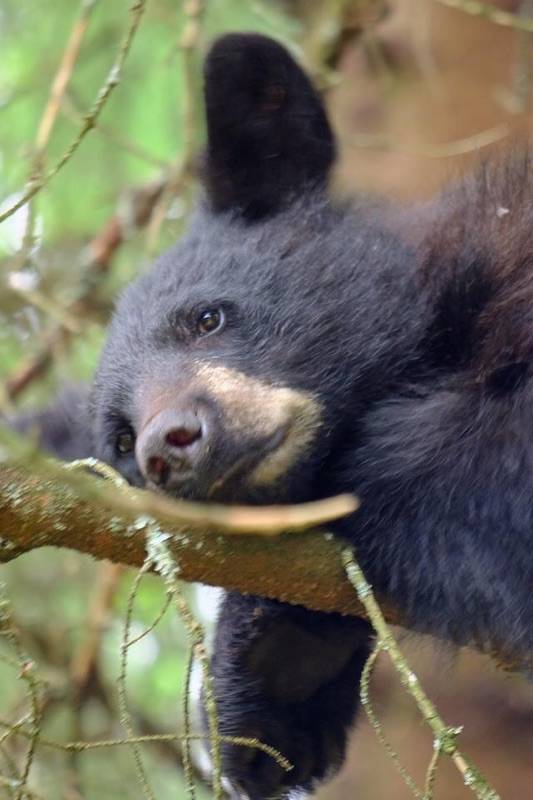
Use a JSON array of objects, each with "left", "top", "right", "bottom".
[
  {"left": 116, "top": 428, "right": 135, "bottom": 456},
  {"left": 196, "top": 307, "right": 225, "bottom": 336}
]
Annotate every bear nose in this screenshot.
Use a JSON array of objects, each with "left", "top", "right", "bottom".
[{"left": 135, "top": 408, "right": 206, "bottom": 487}]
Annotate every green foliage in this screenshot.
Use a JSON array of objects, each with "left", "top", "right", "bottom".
[
  {"left": 0, "top": 0, "right": 299, "bottom": 244},
  {"left": 0, "top": 0, "right": 300, "bottom": 404}
]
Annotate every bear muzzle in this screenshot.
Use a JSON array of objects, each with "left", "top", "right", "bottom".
[{"left": 134, "top": 363, "right": 323, "bottom": 501}]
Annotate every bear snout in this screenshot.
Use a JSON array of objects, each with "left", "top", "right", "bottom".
[{"left": 135, "top": 405, "right": 211, "bottom": 491}]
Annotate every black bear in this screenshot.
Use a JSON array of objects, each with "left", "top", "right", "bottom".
[{"left": 11, "top": 32, "right": 533, "bottom": 799}]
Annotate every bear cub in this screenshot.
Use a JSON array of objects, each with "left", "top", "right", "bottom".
[{"left": 12, "top": 32, "right": 533, "bottom": 800}]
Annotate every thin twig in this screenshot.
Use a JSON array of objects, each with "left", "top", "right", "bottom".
[
  {"left": 61, "top": 94, "right": 168, "bottom": 168},
  {"left": 0, "top": 0, "right": 146, "bottom": 226},
  {"left": 0, "top": 587, "right": 43, "bottom": 800},
  {"left": 118, "top": 559, "right": 157, "bottom": 800},
  {"left": 62, "top": 457, "right": 358, "bottom": 534},
  {"left": 126, "top": 593, "right": 172, "bottom": 649},
  {"left": 3, "top": 178, "right": 165, "bottom": 405},
  {"left": 435, "top": 0, "right": 533, "bottom": 33},
  {"left": 360, "top": 641, "right": 424, "bottom": 798},
  {"left": 0, "top": 720, "right": 292, "bottom": 770},
  {"left": 181, "top": 646, "right": 196, "bottom": 800},
  {"left": 145, "top": 0, "right": 204, "bottom": 252},
  {"left": 346, "top": 123, "right": 511, "bottom": 159},
  {"left": 424, "top": 744, "right": 443, "bottom": 799},
  {"left": 70, "top": 562, "right": 123, "bottom": 695},
  {"left": 11, "top": 0, "right": 99, "bottom": 327},
  {"left": 35, "top": 0, "right": 99, "bottom": 154},
  {"left": 146, "top": 529, "right": 223, "bottom": 798},
  {"left": 343, "top": 549, "right": 501, "bottom": 800}
]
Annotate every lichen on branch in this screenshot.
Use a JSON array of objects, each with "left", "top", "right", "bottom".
[{"left": 0, "top": 427, "right": 377, "bottom": 620}]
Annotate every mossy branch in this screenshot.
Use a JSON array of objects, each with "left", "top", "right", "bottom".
[
  {"left": 0, "top": 428, "right": 382, "bottom": 621},
  {"left": 0, "top": 428, "right": 520, "bottom": 675},
  {"left": 0, "top": 432, "right": 514, "bottom": 797},
  {"left": 0, "top": 420, "right": 520, "bottom": 664}
]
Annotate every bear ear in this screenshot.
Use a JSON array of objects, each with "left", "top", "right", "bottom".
[{"left": 203, "top": 33, "right": 335, "bottom": 220}]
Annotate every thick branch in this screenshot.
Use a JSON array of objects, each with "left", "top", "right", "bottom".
[
  {"left": 0, "top": 458, "right": 398, "bottom": 623},
  {"left": 0, "top": 451, "right": 519, "bottom": 671}
]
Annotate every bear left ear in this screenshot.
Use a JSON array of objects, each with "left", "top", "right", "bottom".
[{"left": 203, "top": 33, "right": 335, "bottom": 220}]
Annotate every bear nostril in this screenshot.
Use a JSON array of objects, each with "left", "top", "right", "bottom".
[
  {"left": 147, "top": 455, "right": 170, "bottom": 485},
  {"left": 137, "top": 411, "right": 206, "bottom": 485},
  {"left": 166, "top": 426, "right": 202, "bottom": 448}
]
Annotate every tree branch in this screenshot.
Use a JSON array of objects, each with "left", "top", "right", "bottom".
[
  {"left": 0, "top": 432, "right": 519, "bottom": 673},
  {"left": 0, "top": 443, "right": 395, "bottom": 623}
]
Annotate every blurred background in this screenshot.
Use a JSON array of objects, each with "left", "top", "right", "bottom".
[{"left": 1, "top": 0, "right": 533, "bottom": 797}]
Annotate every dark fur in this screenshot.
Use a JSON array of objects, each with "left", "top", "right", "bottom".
[
  {"left": 8, "top": 386, "right": 93, "bottom": 461},
  {"left": 10, "top": 34, "right": 533, "bottom": 798}
]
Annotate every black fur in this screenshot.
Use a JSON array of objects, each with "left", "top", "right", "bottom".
[
  {"left": 10, "top": 33, "right": 533, "bottom": 798},
  {"left": 204, "top": 34, "right": 334, "bottom": 219},
  {"left": 8, "top": 386, "right": 93, "bottom": 461},
  {"left": 211, "top": 595, "right": 371, "bottom": 798}
]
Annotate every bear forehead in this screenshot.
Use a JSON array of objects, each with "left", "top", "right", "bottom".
[
  {"left": 121, "top": 197, "right": 403, "bottom": 318},
  {"left": 120, "top": 210, "right": 334, "bottom": 312}
]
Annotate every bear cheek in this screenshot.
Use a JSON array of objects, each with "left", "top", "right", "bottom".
[{"left": 192, "top": 362, "right": 323, "bottom": 486}]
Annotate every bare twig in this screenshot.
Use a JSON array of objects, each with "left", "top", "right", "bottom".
[
  {"left": 435, "top": 0, "right": 533, "bottom": 33},
  {"left": 0, "top": 0, "right": 146, "bottom": 226},
  {"left": 346, "top": 123, "right": 511, "bottom": 159},
  {"left": 70, "top": 562, "right": 123, "bottom": 698},
  {"left": 343, "top": 549, "right": 501, "bottom": 800},
  {"left": 0, "top": 721, "right": 291, "bottom": 771},
  {"left": 35, "top": 0, "right": 99, "bottom": 155},
  {"left": 11, "top": 0, "right": 99, "bottom": 332},
  {"left": 359, "top": 642, "right": 424, "bottom": 799},
  {"left": 0, "top": 431, "right": 519, "bottom": 671},
  {"left": 58, "top": 455, "right": 359, "bottom": 534},
  {"left": 0, "top": 587, "right": 44, "bottom": 800},
  {"left": 4, "top": 331, "right": 64, "bottom": 403},
  {"left": 0, "top": 439, "right": 375, "bottom": 621},
  {"left": 145, "top": 0, "right": 205, "bottom": 252},
  {"left": 61, "top": 94, "right": 168, "bottom": 168},
  {"left": 146, "top": 530, "right": 223, "bottom": 798},
  {"left": 118, "top": 559, "right": 157, "bottom": 800},
  {"left": 3, "top": 178, "right": 165, "bottom": 404}
]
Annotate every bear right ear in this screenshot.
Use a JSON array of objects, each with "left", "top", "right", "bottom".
[{"left": 203, "top": 33, "right": 335, "bottom": 221}]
